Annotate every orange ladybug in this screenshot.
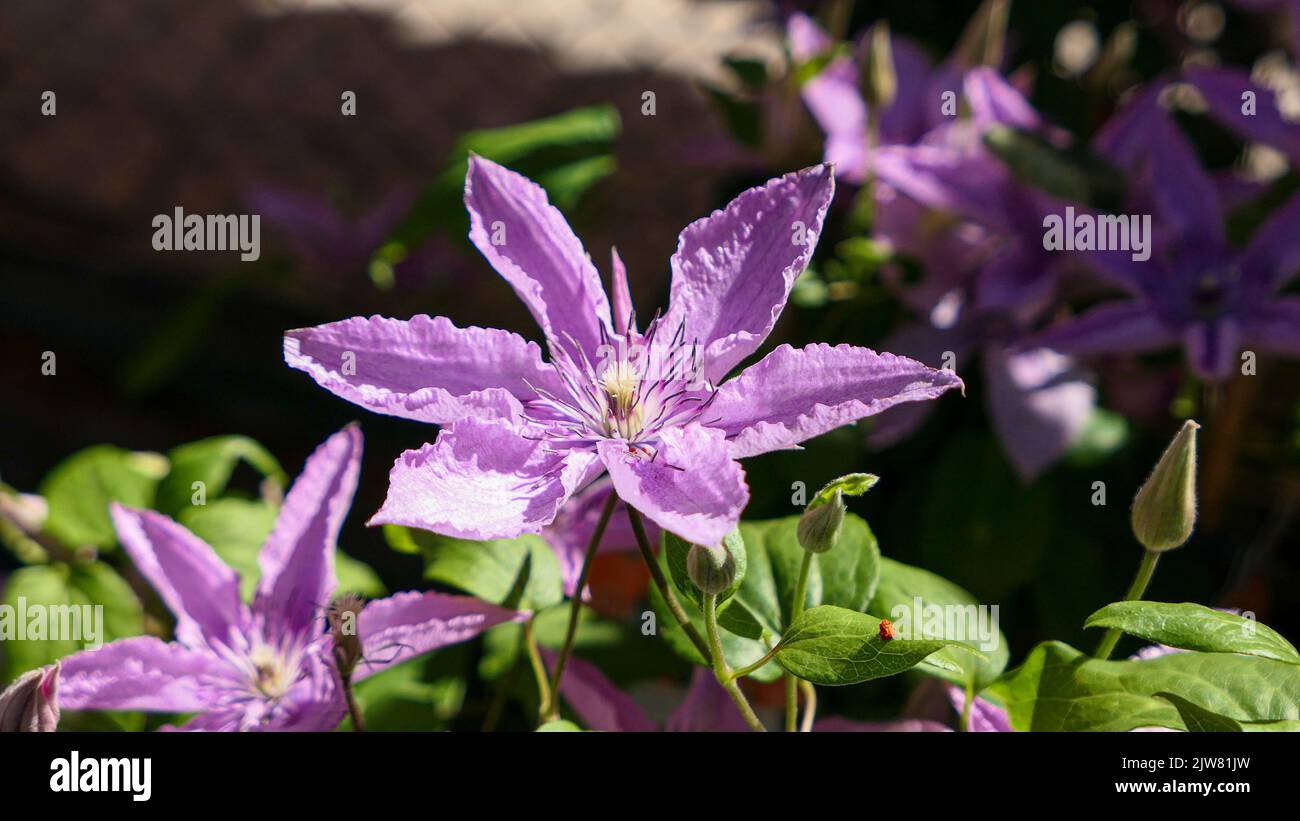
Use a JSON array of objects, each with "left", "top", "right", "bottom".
[{"left": 878, "top": 619, "right": 896, "bottom": 640}]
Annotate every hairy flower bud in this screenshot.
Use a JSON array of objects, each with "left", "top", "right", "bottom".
[
  {"left": 0, "top": 662, "right": 60, "bottom": 732},
  {"left": 687, "top": 543, "right": 737, "bottom": 596},
  {"left": 1131, "top": 420, "right": 1200, "bottom": 552},
  {"left": 798, "top": 489, "right": 846, "bottom": 554},
  {"left": 327, "top": 594, "right": 365, "bottom": 679}
]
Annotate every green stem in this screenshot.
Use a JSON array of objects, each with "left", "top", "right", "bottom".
[
  {"left": 1094, "top": 549, "right": 1161, "bottom": 660},
  {"left": 785, "top": 551, "right": 814, "bottom": 732},
  {"left": 727, "top": 645, "right": 780, "bottom": 682},
  {"left": 960, "top": 678, "right": 974, "bottom": 732},
  {"left": 524, "top": 617, "right": 552, "bottom": 722},
  {"left": 705, "top": 593, "right": 766, "bottom": 732},
  {"left": 627, "top": 507, "right": 712, "bottom": 662},
  {"left": 541, "top": 491, "right": 618, "bottom": 722},
  {"left": 798, "top": 679, "right": 817, "bottom": 733}
]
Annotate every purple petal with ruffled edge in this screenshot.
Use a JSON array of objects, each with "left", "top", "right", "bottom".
[
  {"left": 254, "top": 424, "right": 361, "bottom": 638},
  {"left": 665, "top": 668, "right": 751, "bottom": 732},
  {"left": 597, "top": 425, "right": 747, "bottom": 549},
  {"left": 664, "top": 165, "right": 835, "bottom": 382},
  {"left": 369, "top": 417, "right": 600, "bottom": 540},
  {"left": 109, "top": 504, "right": 246, "bottom": 648},
  {"left": 542, "top": 479, "right": 650, "bottom": 596},
  {"left": 352, "top": 591, "right": 523, "bottom": 682},
  {"left": 814, "top": 717, "right": 953, "bottom": 732},
  {"left": 59, "top": 637, "right": 236, "bottom": 713},
  {"left": 1184, "top": 66, "right": 1300, "bottom": 163},
  {"left": 1030, "top": 301, "right": 1179, "bottom": 357},
  {"left": 983, "top": 345, "right": 1096, "bottom": 481},
  {"left": 946, "top": 684, "right": 1013, "bottom": 732},
  {"left": 541, "top": 649, "right": 658, "bottom": 732},
  {"left": 465, "top": 155, "right": 612, "bottom": 356},
  {"left": 284, "top": 314, "right": 557, "bottom": 425},
  {"left": 709, "top": 343, "right": 964, "bottom": 459}
]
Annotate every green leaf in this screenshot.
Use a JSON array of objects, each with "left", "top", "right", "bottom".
[
  {"left": 385, "top": 526, "right": 562, "bottom": 611},
  {"left": 652, "top": 514, "right": 881, "bottom": 682},
  {"left": 1084, "top": 601, "right": 1300, "bottom": 665},
  {"left": 663, "top": 529, "right": 747, "bottom": 609},
  {"left": 346, "top": 645, "right": 472, "bottom": 731},
  {"left": 982, "top": 125, "right": 1126, "bottom": 211},
  {"left": 181, "top": 498, "right": 383, "bottom": 601},
  {"left": 869, "top": 557, "right": 1009, "bottom": 689},
  {"left": 1154, "top": 693, "right": 1243, "bottom": 732},
  {"left": 375, "top": 105, "right": 620, "bottom": 269},
  {"left": 40, "top": 446, "right": 168, "bottom": 550},
  {"left": 1, "top": 561, "right": 143, "bottom": 679},
  {"left": 775, "top": 605, "right": 978, "bottom": 686},
  {"left": 991, "top": 641, "right": 1300, "bottom": 731},
  {"left": 536, "top": 720, "right": 584, "bottom": 732},
  {"left": 155, "top": 435, "right": 286, "bottom": 516},
  {"left": 809, "top": 473, "right": 879, "bottom": 509}
]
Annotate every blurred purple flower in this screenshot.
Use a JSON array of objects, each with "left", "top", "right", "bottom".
[
  {"left": 546, "top": 651, "right": 949, "bottom": 732},
  {"left": 1032, "top": 91, "right": 1300, "bottom": 380},
  {"left": 286, "top": 158, "right": 962, "bottom": 549},
  {"left": 541, "top": 479, "right": 656, "bottom": 597},
  {"left": 57, "top": 426, "right": 521, "bottom": 731}
]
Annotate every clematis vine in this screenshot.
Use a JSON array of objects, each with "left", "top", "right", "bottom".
[
  {"left": 284, "top": 157, "right": 962, "bottom": 551},
  {"left": 57, "top": 426, "right": 522, "bottom": 731}
]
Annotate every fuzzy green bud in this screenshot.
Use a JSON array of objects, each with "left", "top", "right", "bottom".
[
  {"left": 687, "top": 543, "right": 737, "bottom": 595},
  {"left": 798, "top": 489, "right": 846, "bottom": 554},
  {"left": 1131, "top": 420, "right": 1199, "bottom": 552}
]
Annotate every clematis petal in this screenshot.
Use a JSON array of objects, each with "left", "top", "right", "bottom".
[
  {"left": 872, "top": 145, "right": 1016, "bottom": 232},
  {"left": 254, "top": 425, "right": 362, "bottom": 637},
  {"left": 1184, "top": 66, "right": 1300, "bottom": 163},
  {"left": 664, "top": 165, "right": 835, "bottom": 381},
  {"left": 789, "top": 14, "right": 870, "bottom": 183},
  {"left": 354, "top": 591, "right": 525, "bottom": 682},
  {"left": 369, "top": 417, "right": 600, "bottom": 540},
  {"left": 710, "top": 343, "right": 964, "bottom": 459},
  {"left": 284, "top": 314, "right": 555, "bottom": 425},
  {"left": 609, "top": 247, "right": 637, "bottom": 335},
  {"left": 597, "top": 425, "right": 748, "bottom": 549},
  {"left": 541, "top": 478, "right": 651, "bottom": 597},
  {"left": 1184, "top": 318, "right": 1242, "bottom": 380},
  {"left": 1241, "top": 192, "right": 1300, "bottom": 295},
  {"left": 541, "top": 649, "right": 658, "bottom": 732},
  {"left": 865, "top": 320, "right": 979, "bottom": 449},
  {"left": 946, "top": 685, "right": 1013, "bottom": 732},
  {"left": 983, "top": 345, "right": 1097, "bottom": 482},
  {"left": 465, "top": 156, "right": 612, "bottom": 356},
  {"left": 964, "top": 66, "right": 1041, "bottom": 132},
  {"left": 263, "top": 652, "right": 346, "bottom": 731},
  {"left": 59, "top": 636, "right": 235, "bottom": 714},
  {"left": 1243, "top": 297, "right": 1300, "bottom": 357},
  {"left": 1030, "top": 302, "right": 1179, "bottom": 357},
  {"left": 665, "top": 668, "right": 751, "bottom": 732},
  {"left": 110, "top": 504, "right": 245, "bottom": 648},
  {"left": 813, "top": 717, "right": 952, "bottom": 732}
]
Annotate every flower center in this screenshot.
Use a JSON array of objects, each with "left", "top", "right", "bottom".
[{"left": 246, "top": 643, "right": 297, "bottom": 700}]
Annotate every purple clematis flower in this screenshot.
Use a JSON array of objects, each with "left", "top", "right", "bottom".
[
  {"left": 1031, "top": 92, "right": 1300, "bottom": 380},
  {"left": 545, "top": 650, "right": 949, "bottom": 732},
  {"left": 285, "top": 158, "right": 962, "bottom": 549},
  {"left": 57, "top": 426, "right": 522, "bottom": 731}
]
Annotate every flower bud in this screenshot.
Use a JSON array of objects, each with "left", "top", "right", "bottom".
[
  {"left": 797, "top": 489, "right": 846, "bottom": 554},
  {"left": 858, "top": 22, "right": 898, "bottom": 111},
  {"left": 327, "top": 593, "right": 365, "bottom": 679},
  {"left": 1131, "top": 420, "right": 1200, "bottom": 552},
  {"left": 687, "top": 543, "right": 737, "bottom": 596},
  {"left": 0, "top": 662, "right": 60, "bottom": 732}
]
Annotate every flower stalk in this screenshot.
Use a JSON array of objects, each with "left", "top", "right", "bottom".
[
  {"left": 627, "top": 507, "right": 713, "bottom": 662},
  {"left": 542, "top": 491, "right": 618, "bottom": 723},
  {"left": 704, "top": 593, "right": 766, "bottom": 732}
]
